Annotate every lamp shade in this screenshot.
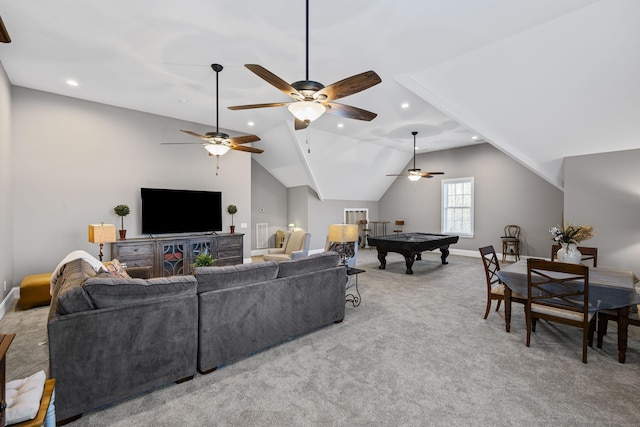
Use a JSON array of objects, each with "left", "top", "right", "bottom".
[
  {"left": 205, "top": 144, "right": 231, "bottom": 156},
  {"left": 88, "top": 223, "right": 117, "bottom": 244},
  {"left": 328, "top": 224, "right": 359, "bottom": 243},
  {"left": 288, "top": 101, "right": 326, "bottom": 122},
  {"left": 408, "top": 172, "right": 422, "bottom": 182}
]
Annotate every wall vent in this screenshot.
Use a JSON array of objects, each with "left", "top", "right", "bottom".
[{"left": 256, "top": 223, "right": 268, "bottom": 249}]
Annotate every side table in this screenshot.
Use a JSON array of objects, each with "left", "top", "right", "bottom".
[{"left": 346, "top": 268, "right": 365, "bottom": 307}]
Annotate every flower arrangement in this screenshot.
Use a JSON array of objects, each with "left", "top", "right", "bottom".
[{"left": 549, "top": 223, "right": 594, "bottom": 245}]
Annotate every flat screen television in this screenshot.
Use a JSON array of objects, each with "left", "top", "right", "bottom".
[{"left": 141, "top": 188, "right": 222, "bottom": 234}]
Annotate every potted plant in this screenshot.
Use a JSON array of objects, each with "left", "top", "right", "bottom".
[
  {"left": 192, "top": 253, "right": 216, "bottom": 268},
  {"left": 227, "top": 204, "right": 237, "bottom": 234},
  {"left": 114, "top": 204, "right": 130, "bottom": 239}
]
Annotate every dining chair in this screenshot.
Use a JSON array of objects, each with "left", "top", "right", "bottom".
[
  {"left": 596, "top": 308, "right": 640, "bottom": 349},
  {"left": 479, "top": 245, "right": 526, "bottom": 321},
  {"left": 393, "top": 220, "right": 404, "bottom": 234},
  {"left": 500, "top": 225, "right": 520, "bottom": 262},
  {"left": 526, "top": 258, "right": 596, "bottom": 363},
  {"left": 551, "top": 244, "right": 598, "bottom": 267}
]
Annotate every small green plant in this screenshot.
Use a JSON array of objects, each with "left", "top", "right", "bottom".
[
  {"left": 114, "top": 204, "right": 130, "bottom": 230},
  {"left": 227, "top": 204, "right": 238, "bottom": 226},
  {"left": 193, "top": 253, "right": 216, "bottom": 267}
]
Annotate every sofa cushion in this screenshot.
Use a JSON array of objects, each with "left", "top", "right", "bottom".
[
  {"left": 55, "top": 259, "right": 96, "bottom": 314},
  {"left": 277, "top": 252, "right": 340, "bottom": 278},
  {"left": 83, "top": 275, "right": 197, "bottom": 309},
  {"left": 195, "top": 261, "right": 279, "bottom": 293}
]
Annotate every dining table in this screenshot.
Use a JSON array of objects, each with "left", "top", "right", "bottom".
[{"left": 497, "top": 259, "right": 640, "bottom": 363}]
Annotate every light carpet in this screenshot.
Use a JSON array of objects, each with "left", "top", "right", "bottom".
[{"left": 1, "top": 250, "right": 640, "bottom": 426}]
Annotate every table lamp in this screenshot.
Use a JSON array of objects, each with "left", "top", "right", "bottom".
[
  {"left": 88, "top": 222, "right": 117, "bottom": 261},
  {"left": 328, "top": 224, "right": 359, "bottom": 268}
]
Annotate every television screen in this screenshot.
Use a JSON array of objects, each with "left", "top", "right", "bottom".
[{"left": 141, "top": 188, "right": 222, "bottom": 234}]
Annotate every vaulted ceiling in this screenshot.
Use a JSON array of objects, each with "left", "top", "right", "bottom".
[{"left": 1, "top": 0, "right": 638, "bottom": 200}]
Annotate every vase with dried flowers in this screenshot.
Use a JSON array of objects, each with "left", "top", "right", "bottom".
[{"left": 549, "top": 223, "right": 594, "bottom": 263}]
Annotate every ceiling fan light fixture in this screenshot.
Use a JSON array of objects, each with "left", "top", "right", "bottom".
[
  {"left": 204, "top": 144, "right": 231, "bottom": 156},
  {"left": 408, "top": 172, "right": 422, "bottom": 182},
  {"left": 288, "top": 101, "right": 326, "bottom": 122}
]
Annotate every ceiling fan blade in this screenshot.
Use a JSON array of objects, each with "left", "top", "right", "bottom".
[
  {"left": 294, "top": 118, "right": 310, "bottom": 130},
  {"left": 180, "top": 129, "right": 208, "bottom": 140},
  {"left": 245, "top": 64, "right": 301, "bottom": 99},
  {"left": 421, "top": 172, "right": 445, "bottom": 176},
  {"left": 228, "top": 102, "right": 291, "bottom": 111},
  {"left": 325, "top": 102, "right": 377, "bottom": 121},
  {"left": 316, "top": 71, "right": 381, "bottom": 102},
  {"left": 230, "top": 145, "right": 264, "bottom": 154},
  {"left": 228, "top": 134, "right": 260, "bottom": 144},
  {"left": 0, "top": 16, "right": 10, "bottom": 43}
]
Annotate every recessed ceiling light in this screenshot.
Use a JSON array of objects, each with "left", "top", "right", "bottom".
[
  {"left": 401, "top": 103, "right": 409, "bottom": 109},
  {"left": 337, "top": 123, "right": 344, "bottom": 128},
  {"left": 248, "top": 121, "right": 255, "bottom": 127},
  {"left": 178, "top": 98, "right": 189, "bottom": 104},
  {"left": 66, "top": 79, "right": 78, "bottom": 87},
  {"left": 471, "top": 135, "right": 479, "bottom": 140}
]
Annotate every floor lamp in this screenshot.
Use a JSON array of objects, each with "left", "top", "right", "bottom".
[
  {"left": 328, "top": 224, "right": 359, "bottom": 269},
  {"left": 88, "top": 223, "right": 117, "bottom": 261}
]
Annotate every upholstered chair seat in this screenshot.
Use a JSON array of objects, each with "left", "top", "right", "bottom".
[{"left": 263, "top": 230, "right": 311, "bottom": 262}]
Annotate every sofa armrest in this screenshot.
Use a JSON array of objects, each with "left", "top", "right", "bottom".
[
  {"left": 290, "top": 250, "right": 306, "bottom": 260},
  {"left": 267, "top": 248, "right": 285, "bottom": 255}
]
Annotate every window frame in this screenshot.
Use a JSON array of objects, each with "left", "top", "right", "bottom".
[{"left": 441, "top": 177, "right": 475, "bottom": 238}]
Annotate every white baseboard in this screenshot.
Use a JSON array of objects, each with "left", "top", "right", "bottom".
[{"left": 0, "top": 287, "right": 20, "bottom": 321}]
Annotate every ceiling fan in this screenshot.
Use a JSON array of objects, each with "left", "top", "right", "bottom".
[
  {"left": 386, "top": 132, "right": 445, "bottom": 182},
  {"left": 163, "top": 63, "right": 263, "bottom": 175},
  {"left": 227, "top": 0, "right": 381, "bottom": 130}
]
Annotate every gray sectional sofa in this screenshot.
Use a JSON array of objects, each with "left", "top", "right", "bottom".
[
  {"left": 194, "top": 252, "right": 346, "bottom": 373},
  {"left": 47, "top": 251, "right": 345, "bottom": 422}
]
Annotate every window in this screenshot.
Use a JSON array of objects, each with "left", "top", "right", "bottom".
[{"left": 442, "top": 177, "right": 474, "bottom": 237}]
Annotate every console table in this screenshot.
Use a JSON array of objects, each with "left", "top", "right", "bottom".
[
  {"left": 346, "top": 268, "right": 365, "bottom": 307},
  {"left": 112, "top": 233, "right": 243, "bottom": 278}
]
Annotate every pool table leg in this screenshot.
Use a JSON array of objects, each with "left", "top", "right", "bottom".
[
  {"left": 403, "top": 255, "right": 415, "bottom": 274},
  {"left": 377, "top": 251, "right": 387, "bottom": 269},
  {"left": 439, "top": 246, "right": 450, "bottom": 264}
]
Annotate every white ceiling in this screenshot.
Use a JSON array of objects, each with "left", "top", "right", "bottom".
[{"left": 1, "top": 0, "right": 638, "bottom": 199}]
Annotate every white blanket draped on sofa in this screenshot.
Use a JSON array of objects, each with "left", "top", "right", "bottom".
[{"left": 49, "top": 250, "right": 106, "bottom": 295}]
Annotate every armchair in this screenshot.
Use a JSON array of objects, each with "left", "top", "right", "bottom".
[{"left": 263, "top": 230, "right": 311, "bottom": 262}]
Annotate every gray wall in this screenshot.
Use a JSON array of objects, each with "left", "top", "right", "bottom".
[
  {"left": 564, "top": 149, "right": 640, "bottom": 277},
  {"left": 0, "top": 62, "right": 12, "bottom": 301},
  {"left": 251, "top": 159, "right": 288, "bottom": 249},
  {"left": 379, "top": 143, "right": 564, "bottom": 257},
  {"left": 10, "top": 87, "right": 252, "bottom": 285},
  {"left": 287, "top": 186, "right": 309, "bottom": 235}
]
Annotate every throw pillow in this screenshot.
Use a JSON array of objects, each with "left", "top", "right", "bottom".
[{"left": 103, "top": 259, "right": 131, "bottom": 279}]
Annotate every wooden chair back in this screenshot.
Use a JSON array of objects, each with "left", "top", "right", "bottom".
[
  {"left": 504, "top": 225, "right": 520, "bottom": 239},
  {"left": 526, "top": 258, "right": 593, "bottom": 362},
  {"left": 479, "top": 245, "right": 501, "bottom": 291},
  {"left": 393, "top": 220, "right": 404, "bottom": 234}
]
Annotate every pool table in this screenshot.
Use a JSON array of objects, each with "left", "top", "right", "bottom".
[{"left": 367, "top": 232, "right": 460, "bottom": 274}]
